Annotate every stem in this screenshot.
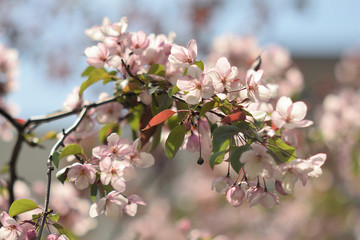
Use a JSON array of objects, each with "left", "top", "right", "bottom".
[
  {"left": 37, "top": 108, "right": 88, "bottom": 239},
  {"left": 7, "top": 132, "right": 24, "bottom": 207}
]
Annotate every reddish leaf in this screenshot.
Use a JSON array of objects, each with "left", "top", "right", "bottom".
[
  {"left": 221, "top": 111, "right": 246, "bottom": 124},
  {"left": 15, "top": 118, "right": 26, "bottom": 125},
  {"left": 142, "top": 109, "right": 176, "bottom": 131}
]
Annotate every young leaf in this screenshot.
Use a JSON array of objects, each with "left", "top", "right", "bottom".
[
  {"left": 165, "top": 125, "right": 186, "bottom": 159},
  {"left": 81, "top": 66, "right": 96, "bottom": 76},
  {"left": 52, "top": 151, "right": 61, "bottom": 169},
  {"left": 98, "top": 123, "right": 119, "bottom": 143},
  {"left": 56, "top": 167, "right": 69, "bottom": 184},
  {"left": 53, "top": 223, "right": 79, "bottom": 240},
  {"left": 228, "top": 145, "right": 250, "bottom": 173},
  {"left": 194, "top": 60, "right": 204, "bottom": 71},
  {"left": 49, "top": 212, "right": 60, "bottom": 223},
  {"left": 212, "top": 125, "right": 240, "bottom": 152},
  {"left": 59, "top": 144, "right": 85, "bottom": 162},
  {"left": 168, "top": 85, "right": 180, "bottom": 98},
  {"left": 9, "top": 199, "right": 39, "bottom": 217},
  {"left": 42, "top": 131, "right": 57, "bottom": 141},
  {"left": 142, "top": 109, "right": 176, "bottom": 131},
  {"left": 199, "top": 101, "right": 219, "bottom": 117},
  {"left": 79, "top": 68, "right": 110, "bottom": 96},
  {"left": 148, "top": 64, "right": 166, "bottom": 77},
  {"left": 209, "top": 150, "right": 227, "bottom": 169},
  {"left": 268, "top": 137, "right": 297, "bottom": 163}
]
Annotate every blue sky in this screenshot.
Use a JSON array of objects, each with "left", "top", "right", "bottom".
[{"left": 1, "top": 0, "right": 359, "bottom": 118}]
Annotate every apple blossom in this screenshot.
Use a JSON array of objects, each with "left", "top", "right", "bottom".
[
  {"left": 169, "top": 39, "right": 197, "bottom": 67},
  {"left": 244, "top": 69, "right": 271, "bottom": 102},
  {"left": 246, "top": 185, "right": 279, "bottom": 208},
  {"left": 124, "top": 194, "right": 146, "bottom": 217},
  {"left": 207, "top": 57, "right": 240, "bottom": 94},
  {"left": 46, "top": 234, "right": 70, "bottom": 240},
  {"left": 240, "top": 143, "right": 279, "bottom": 179},
  {"left": 129, "top": 31, "right": 150, "bottom": 54},
  {"left": 95, "top": 92, "right": 125, "bottom": 124},
  {"left": 67, "top": 163, "right": 97, "bottom": 190},
  {"left": 176, "top": 65, "right": 214, "bottom": 105},
  {"left": 271, "top": 96, "right": 313, "bottom": 129},
  {"left": 92, "top": 133, "right": 131, "bottom": 161},
  {"left": 125, "top": 139, "right": 155, "bottom": 168},
  {"left": 225, "top": 185, "right": 246, "bottom": 207},
  {"left": 0, "top": 211, "right": 24, "bottom": 240},
  {"left": 99, "top": 157, "right": 129, "bottom": 192},
  {"left": 89, "top": 191, "right": 128, "bottom": 218},
  {"left": 84, "top": 42, "right": 110, "bottom": 69}
]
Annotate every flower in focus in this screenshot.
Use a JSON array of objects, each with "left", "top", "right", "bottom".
[
  {"left": 176, "top": 66, "right": 214, "bottom": 105},
  {"left": 271, "top": 96, "right": 313, "bottom": 129},
  {"left": 84, "top": 43, "right": 110, "bottom": 68},
  {"left": 92, "top": 133, "right": 131, "bottom": 161},
  {"left": 247, "top": 185, "right": 279, "bottom": 208},
  {"left": 67, "top": 163, "right": 97, "bottom": 190},
  {"left": 208, "top": 57, "right": 239, "bottom": 94},
  {"left": 240, "top": 143, "right": 278, "bottom": 179},
  {"left": 244, "top": 69, "right": 270, "bottom": 102}
]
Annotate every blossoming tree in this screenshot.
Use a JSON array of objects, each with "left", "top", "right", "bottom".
[{"left": 0, "top": 16, "right": 326, "bottom": 240}]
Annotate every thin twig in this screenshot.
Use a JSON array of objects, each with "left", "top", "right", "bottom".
[
  {"left": 36, "top": 96, "right": 120, "bottom": 239},
  {"left": 121, "top": 59, "right": 146, "bottom": 85},
  {"left": 8, "top": 133, "right": 24, "bottom": 207},
  {"left": 0, "top": 107, "right": 23, "bottom": 131}
]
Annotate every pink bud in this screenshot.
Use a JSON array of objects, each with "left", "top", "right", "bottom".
[{"left": 225, "top": 186, "right": 245, "bottom": 207}]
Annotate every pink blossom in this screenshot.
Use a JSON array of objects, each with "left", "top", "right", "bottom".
[
  {"left": 0, "top": 211, "right": 25, "bottom": 240},
  {"left": 67, "top": 163, "right": 97, "bottom": 190},
  {"left": 84, "top": 43, "right": 110, "bottom": 68},
  {"left": 211, "top": 176, "right": 234, "bottom": 194},
  {"left": 89, "top": 191, "right": 128, "bottom": 218},
  {"left": 244, "top": 69, "right": 270, "bottom": 102},
  {"left": 176, "top": 66, "right": 214, "bottom": 105},
  {"left": 123, "top": 194, "right": 146, "bottom": 217},
  {"left": 271, "top": 96, "right": 313, "bottom": 129},
  {"left": 46, "top": 234, "right": 70, "bottom": 240},
  {"left": 85, "top": 17, "right": 128, "bottom": 41},
  {"left": 95, "top": 92, "right": 125, "bottom": 124},
  {"left": 246, "top": 186, "right": 279, "bottom": 208},
  {"left": 92, "top": 133, "right": 131, "bottom": 161},
  {"left": 99, "top": 158, "right": 128, "bottom": 192},
  {"left": 62, "top": 86, "right": 82, "bottom": 111},
  {"left": 280, "top": 159, "right": 314, "bottom": 194},
  {"left": 129, "top": 31, "right": 150, "bottom": 54},
  {"left": 125, "top": 139, "right": 155, "bottom": 168},
  {"left": 208, "top": 57, "right": 239, "bottom": 94},
  {"left": 240, "top": 143, "right": 278, "bottom": 179},
  {"left": 168, "top": 39, "right": 197, "bottom": 67},
  {"left": 225, "top": 185, "right": 245, "bottom": 207}
]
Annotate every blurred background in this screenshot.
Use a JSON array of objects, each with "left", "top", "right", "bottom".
[{"left": 1, "top": 0, "right": 360, "bottom": 239}]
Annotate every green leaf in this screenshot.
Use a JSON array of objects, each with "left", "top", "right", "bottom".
[
  {"left": 168, "top": 85, "right": 180, "bottom": 98},
  {"left": 194, "top": 60, "right": 204, "bottom": 71},
  {"left": 212, "top": 125, "right": 240, "bottom": 152},
  {"left": 49, "top": 212, "right": 60, "bottom": 222},
  {"left": 59, "top": 144, "right": 85, "bottom": 162},
  {"left": 98, "top": 123, "right": 119, "bottom": 143},
  {"left": 209, "top": 150, "right": 227, "bottom": 169},
  {"left": 9, "top": 199, "right": 39, "bottom": 217},
  {"left": 268, "top": 137, "right": 297, "bottom": 163},
  {"left": 81, "top": 66, "right": 96, "bottom": 76},
  {"left": 56, "top": 167, "right": 69, "bottom": 184},
  {"left": 79, "top": 68, "right": 110, "bottom": 96},
  {"left": 90, "top": 183, "right": 98, "bottom": 202},
  {"left": 165, "top": 125, "right": 186, "bottom": 159},
  {"left": 199, "top": 101, "right": 219, "bottom": 117},
  {"left": 42, "top": 131, "right": 57, "bottom": 141},
  {"left": 53, "top": 223, "right": 79, "bottom": 240},
  {"left": 148, "top": 64, "right": 165, "bottom": 77},
  {"left": 52, "top": 151, "right": 61, "bottom": 169},
  {"left": 228, "top": 145, "right": 250, "bottom": 173}
]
